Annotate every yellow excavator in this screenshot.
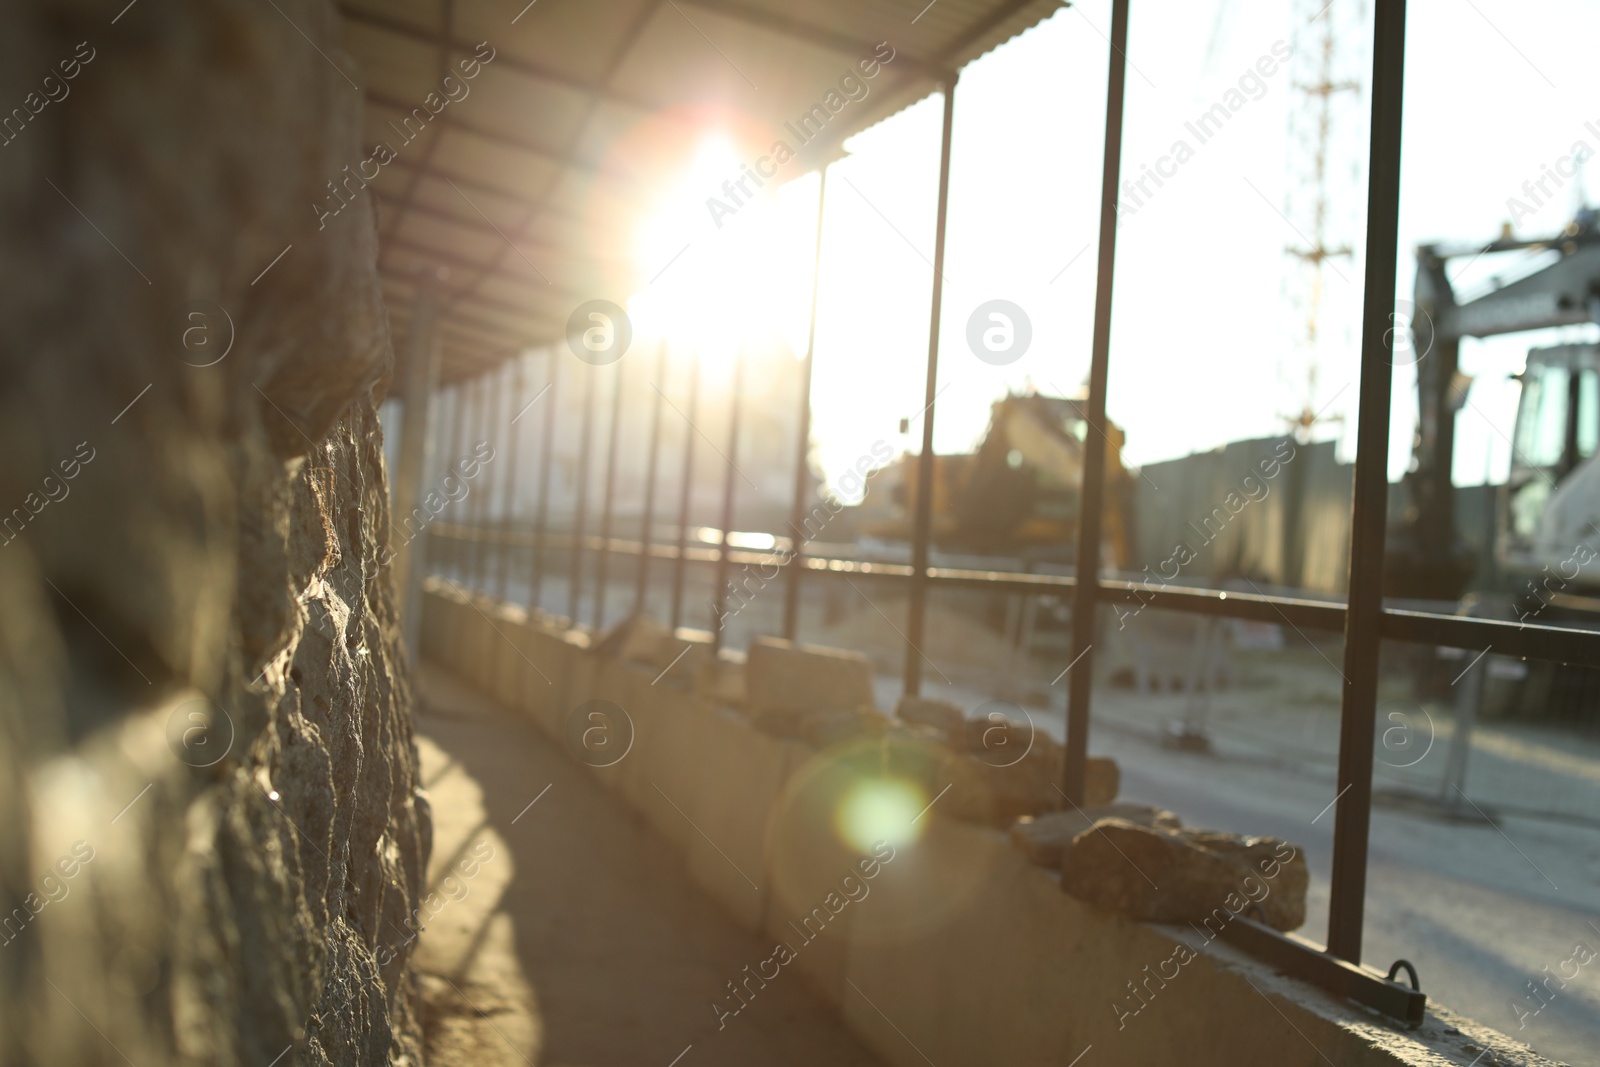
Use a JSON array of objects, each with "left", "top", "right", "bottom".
[{"left": 860, "top": 390, "right": 1136, "bottom": 568}]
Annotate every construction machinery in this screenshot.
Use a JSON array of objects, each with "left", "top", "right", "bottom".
[
  {"left": 859, "top": 390, "right": 1137, "bottom": 568},
  {"left": 1394, "top": 207, "right": 1600, "bottom": 603},
  {"left": 1394, "top": 209, "right": 1600, "bottom": 724}
]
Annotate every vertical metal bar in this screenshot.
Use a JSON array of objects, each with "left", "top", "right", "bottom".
[
  {"left": 469, "top": 372, "right": 493, "bottom": 591},
  {"left": 635, "top": 340, "right": 668, "bottom": 615},
  {"left": 784, "top": 165, "right": 831, "bottom": 643},
  {"left": 710, "top": 349, "right": 745, "bottom": 652},
  {"left": 392, "top": 279, "right": 441, "bottom": 661},
  {"left": 1062, "top": 0, "right": 1129, "bottom": 806},
  {"left": 530, "top": 350, "right": 560, "bottom": 614},
  {"left": 1439, "top": 639, "right": 1484, "bottom": 806},
  {"left": 450, "top": 375, "right": 472, "bottom": 581},
  {"left": 568, "top": 362, "right": 598, "bottom": 621},
  {"left": 496, "top": 353, "right": 526, "bottom": 602},
  {"left": 903, "top": 74, "right": 960, "bottom": 698},
  {"left": 1281, "top": 438, "right": 1309, "bottom": 588},
  {"left": 488, "top": 369, "right": 504, "bottom": 588},
  {"left": 482, "top": 363, "right": 505, "bottom": 594},
  {"left": 670, "top": 357, "right": 701, "bottom": 631},
  {"left": 438, "top": 382, "right": 459, "bottom": 494},
  {"left": 1328, "top": 0, "right": 1408, "bottom": 964},
  {"left": 460, "top": 374, "right": 478, "bottom": 586},
  {"left": 429, "top": 380, "right": 461, "bottom": 580},
  {"left": 592, "top": 365, "right": 626, "bottom": 631}
]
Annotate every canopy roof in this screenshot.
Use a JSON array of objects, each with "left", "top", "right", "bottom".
[{"left": 337, "top": 0, "right": 1067, "bottom": 381}]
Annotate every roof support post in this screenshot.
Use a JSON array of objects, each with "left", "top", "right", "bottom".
[
  {"left": 903, "top": 72, "right": 959, "bottom": 699},
  {"left": 530, "top": 350, "right": 560, "bottom": 614},
  {"left": 784, "top": 164, "right": 832, "bottom": 643},
  {"left": 495, "top": 354, "right": 526, "bottom": 601},
  {"left": 1329, "top": 0, "right": 1409, "bottom": 964},
  {"left": 568, "top": 360, "right": 598, "bottom": 621},
  {"left": 1062, "top": 0, "right": 1129, "bottom": 806},
  {"left": 710, "top": 350, "right": 746, "bottom": 653},
  {"left": 670, "top": 358, "right": 701, "bottom": 631},
  {"left": 394, "top": 273, "right": 443, "bottom": 662},
  {"left": 445, "top": 379, "right": 470, "bottom": 580},
  {"left": 635, "top": 340, "right": 669, "bottom": 615},
  {"left": 467, "top": 373, "right": 493, "bottom": 589},
  {"left": 592, "top": 365, "right": 626, "bottom": 631}
]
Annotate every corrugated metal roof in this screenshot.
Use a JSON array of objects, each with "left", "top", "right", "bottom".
[{"left": 337, "top": 0, "right": 1068, "bottom": 379}]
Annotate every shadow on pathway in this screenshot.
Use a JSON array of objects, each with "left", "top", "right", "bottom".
[{"left": 414, "top": 663, "right": 889, "bottom": 1067}]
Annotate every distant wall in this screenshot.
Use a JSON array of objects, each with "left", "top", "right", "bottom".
[
  {"left": 0, "top": 2, "right": 427, "bottom": 1063},
  {"left": 1135, "top": 440, "right": 1499, "bottom": 595},
  {"left": 1134, "top": 437, "right": 1346, "bottom": 593}
]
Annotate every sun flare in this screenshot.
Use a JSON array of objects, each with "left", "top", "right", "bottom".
[{"left": 630, "top": 133, "right": 817, "bottom": 368}]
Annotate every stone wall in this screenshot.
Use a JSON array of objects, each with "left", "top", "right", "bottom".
[{"left": 0, "top": 2, "right": 427, "bottom": 1064}]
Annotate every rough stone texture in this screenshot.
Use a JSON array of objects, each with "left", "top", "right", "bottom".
[
  {"left": 894, "top": 695, "right": 965, "bottom": 741},
  {"left": 594, "top": 612, "right": 712, "bottom": 680},
  {"left": 1060, "top": 820, "right": 1308, "bottom": 932},
  {"left": 592, "top": 612, "right": 668, "bottom": 663},
  {"left": 1087, "top": 758, "right": 1119, "bottom": 804},
  {"left": 942, "top": 717, "right": 1119, "bottom": 827},
  {"left": 728, "top": 681, "right": 1123, "bottom": 826},
  {"left": 1009, "top": 804, "right": 1181, "bottom": 868},
  {"left": 744, "top": 636, "right": 877, "bottom": 732},
  {"left": 0, "top": 2, "right": 427, "bottom": 1064},
  {"left": 798, "top": 705, "right": 893, "bottom": 748}
]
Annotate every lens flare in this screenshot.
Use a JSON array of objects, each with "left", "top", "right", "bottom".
[{"left": 833, "top": 776, "right": 925, "bottom": 853}]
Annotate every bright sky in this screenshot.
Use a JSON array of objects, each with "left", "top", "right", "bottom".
[{"left": 630, "top": 0, "right": 1600, "bottom": 498}]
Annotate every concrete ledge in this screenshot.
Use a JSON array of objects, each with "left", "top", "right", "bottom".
[
  {"left": 761, "top": 740, "right": 885, "bottom": 1010},
  {"left": 680, "top": 706, "right": 786, "bottom": 933},
  {"left": 418, "top": 585, "right": 1558, "bottom": 1067},
  {"left": 637, "top": 688, "right": 718, "bottom": 853},
  {"left": 612, "top": 663, "right": 663, "bottom": 813}
]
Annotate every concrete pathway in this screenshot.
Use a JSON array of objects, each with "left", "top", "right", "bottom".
[{"left": 413, "top": 664, "right": 889, "bottom": 1067}]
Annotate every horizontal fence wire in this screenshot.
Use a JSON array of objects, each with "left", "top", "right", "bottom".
[{"left": 426, "top": 524, "right": 1600, "bottom": 664}]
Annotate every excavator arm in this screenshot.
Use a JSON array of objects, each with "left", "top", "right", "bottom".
[{"left": 1394, "top": 214, "right": 1600, "bottom": 598}]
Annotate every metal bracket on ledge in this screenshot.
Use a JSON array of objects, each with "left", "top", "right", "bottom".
[{"left": 1217, "top": 915, "right": 1427, "bottom": 1027}]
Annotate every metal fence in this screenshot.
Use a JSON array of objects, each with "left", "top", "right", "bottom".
[{"left": 396, "top": 0, "right": 1600, "bottom": 1026}]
